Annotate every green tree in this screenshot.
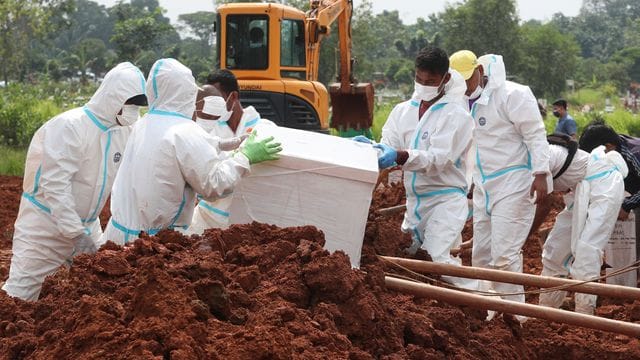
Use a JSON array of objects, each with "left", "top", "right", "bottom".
[
  {"left": 178, "top": 11, "right": 216, "bottom": 47},
  {"left": 519, "top": 22, "right": 580, "bottom": 97},
  {"left": 67, "top": 38, "right": 108, "bottom": 83},
  {"left": 438, "top": 0, "right": 522, "bottom": 72},
  {"left": 567, "top": 0, "right": 640, "bottom": 61},
  {"left": 110, "top": 4, "right": 175, "bottom": 62},
  {"left": 0, "top": 0, "right": 73, "bottom": 84},
  {"left": 54, "top": 0, "right": 115, "bottom": 52}
]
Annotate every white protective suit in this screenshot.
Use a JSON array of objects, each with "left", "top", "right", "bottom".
[
  {"left": 470, "top": 54, "right": 551, "bottom": 302},
  {"left": 3, "top": 62, "right": 145, "bottom": 300},
  {"left": 187, "top": 106, "right": 275, "bottom": 235},
  {"left": 539, "top": 146, "right": 627, "bottom": 314},
  {"left": 381, "top": 70, "right": 477, "bottom": 289},
  {"left": 100, "top": 58, "right": 251, "bottom": 245}
]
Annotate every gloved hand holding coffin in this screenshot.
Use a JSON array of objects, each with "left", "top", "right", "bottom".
[
  {"left": 240, "top": 130, "right": 282, "bottom": 164},
  {"left": 373, "top": 143, "right": 397, "bottom": 169}
]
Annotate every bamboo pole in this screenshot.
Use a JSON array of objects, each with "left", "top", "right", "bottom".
[
  {"left": 385, "top": 276, "right": 640, "bottom": 338},
  {"left": 380, "top": 256, "right": 640, "bottom": 300},
  {"left": 450, "top": 239, "right": 473, "bottom": 256},
  {"left": 376, "top": 204, "right": 406, "bottom": 216}
]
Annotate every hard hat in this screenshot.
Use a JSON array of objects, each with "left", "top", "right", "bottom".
[{"left": 449, "top": 50, "right": 478, "bottom": 80}]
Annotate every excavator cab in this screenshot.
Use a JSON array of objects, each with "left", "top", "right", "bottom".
[{"left": 215, "top": 2, "right": 373, "bottom": 135}]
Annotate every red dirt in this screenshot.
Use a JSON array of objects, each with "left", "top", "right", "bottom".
[{"left": 0, "top": 177, "right": 639, "bottom": 359}]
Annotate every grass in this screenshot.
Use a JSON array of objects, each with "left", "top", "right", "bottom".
[
  {"left": 371, "top": 102, "right": 395, "bottom": 142},
  {"left": 544, "top": 109, "right": 640, "bottom": 137},
  {"left": 0, "top": 146, "right": 27, "bottom": 176}
]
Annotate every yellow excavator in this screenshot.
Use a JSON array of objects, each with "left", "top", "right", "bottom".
[{"left": 214, "top": 0, "right": 374, "bottom": 134}]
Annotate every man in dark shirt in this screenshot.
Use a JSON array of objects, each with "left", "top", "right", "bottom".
[
  {"left": 553, "top": 99, "right": 577, "bottom": 139},
  {"left": 579, "top": 120, "right": 640, "bottom": 220}
]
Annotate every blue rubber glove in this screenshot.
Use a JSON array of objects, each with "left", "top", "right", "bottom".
[
  {"left": 352, "top": 135, "right": 373, "bottom": 144},
  {"left": 373, "top": 143, "right": 397, "bottom": 169}
]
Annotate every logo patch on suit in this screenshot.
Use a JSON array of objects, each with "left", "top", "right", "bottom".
[
  {"left": 421, "top": 131, "right": 429, "bottom": 140},
  {"left": 478, "top": 117, "right": 487, "bottom": 126},
  {"left": 113, "top": 152, "right": 121, "bottom": 163}
]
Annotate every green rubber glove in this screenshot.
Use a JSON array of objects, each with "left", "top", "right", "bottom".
[{"left": 239, "top": 131, "right": 282, "bottom": 164}]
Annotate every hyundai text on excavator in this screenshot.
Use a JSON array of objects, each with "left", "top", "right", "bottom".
[{"left": 214, "top": 0, "right": 374, "bottom": 134}]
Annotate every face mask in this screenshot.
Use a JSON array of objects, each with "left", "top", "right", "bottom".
[
  {"left": 414, "top": 75, "right": 446, "bottom": 102},
  {"left": 469, "top": 84, "right": 483, "bottom": 100},
  {"left": 196, "top": 118, "right": 216, "bottom": 132},
  {"left": 116, "top": 105, "right": 140, "bottom": 126},
  {"left": 202, "top": 95, "right": 233, "bottom": 122},
  {"left": 552, "top": 111, "right": 561, "bottom": 118}
]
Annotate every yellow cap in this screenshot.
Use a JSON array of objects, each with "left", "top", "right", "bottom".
[{"left": 450, "top": 50, "right": 478, "bottom": 80}]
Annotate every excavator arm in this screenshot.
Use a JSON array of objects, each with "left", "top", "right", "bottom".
[{"left": 306, "top": 0, "right": 373, "bottom": 131}]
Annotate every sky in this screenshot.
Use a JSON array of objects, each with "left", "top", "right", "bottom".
[{"left": 95, "top": 0, "right": 584, "bottom": 26}]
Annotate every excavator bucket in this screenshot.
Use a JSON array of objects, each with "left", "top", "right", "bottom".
[{"left": 329, "top": 82, "right": 374, "bottom": 133}]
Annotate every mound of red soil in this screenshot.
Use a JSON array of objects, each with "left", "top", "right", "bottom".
[
  {"left": 0, "top": 178, "right": 639, "bottom": 359},
  {"left": 0, "top": 176, "right": 22, "bottom": 281}
]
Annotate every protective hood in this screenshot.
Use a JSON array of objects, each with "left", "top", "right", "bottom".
[
  {"left": 85, "top": 62, "right": 146, "bottom": 128},
  {"left": 477, "top": 54, "right": 506, "bottom": 93},
  {"left": 441, "top": 69, "right": 468, "bottom": 105},
  {"left": 605, "top": 148, "right": 629, "bottom": 178},
  {"left": 147, "top": 58, "right": 198, "bottom": 119}
]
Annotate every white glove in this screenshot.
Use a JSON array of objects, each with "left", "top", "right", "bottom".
[
  {"left": 73, "top": 233, "right": 97, "bottom": 255},
  {"left": 218, "top": 134, "right": 249, "bottom": 151}
]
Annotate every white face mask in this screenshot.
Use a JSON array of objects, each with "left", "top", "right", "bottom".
[
  {"left": 202, "top": 95, "right": 233, "bottom": 122},
  {"left": 469, "top": 84, "right": 483, "bottom": 100},
  {"left": 413, "top": 75, "right": 446, "bottom": 102},
  {"left": 116, "top": 105, "right": 140, "bottom": 126},
  {"left": 196, "top": 118, "right": 216, "bottom": 132}
]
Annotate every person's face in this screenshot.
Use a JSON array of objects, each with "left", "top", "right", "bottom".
[
  {"left": 212, "top": 83, "right": 240, "bottom": 113},
  {"left": 604, "top": 143, "right": 617, "bottom": 153},
  {"left": 195, "top": 98, "right": 220, "bottom": 120},
  {"left": 465, "top": 67, "right": 483, "bottom": 96},
  {"left": 415, "top": 69, "right": 447, "bottom": 88},
  {"left": 553, "top": 104, "right": 566, "bottom": 117}
]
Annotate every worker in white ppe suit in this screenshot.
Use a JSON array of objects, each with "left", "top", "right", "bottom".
[
  {"left": 532, "top": 143, "right": 627, "bottom": 315},
  {"left": 101, "top": 58, "right": 282, "bottom": 245},
  {"left": 355, "top": 47, "right": 477, "bottom": 290},
  {"left": 450, "top": 51, "right": 551, "bottom": 305},
  {"left": 187, "top": 70, "right": 276, "bottom": 234},
  {"left": 3, "top": 62, "right": 147, "bottom": 301}
]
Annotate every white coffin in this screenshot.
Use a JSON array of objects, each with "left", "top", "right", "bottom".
[{"left": 229, "top": 124, "right": 379, "bottom": 267}]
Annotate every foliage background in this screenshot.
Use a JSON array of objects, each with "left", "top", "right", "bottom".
[{"left": 2, "top": 0, "right": 640, "bottom": 174}]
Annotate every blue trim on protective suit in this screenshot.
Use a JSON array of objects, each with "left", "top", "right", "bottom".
[
  {"left": 484, "top": 190, "right": 491, "bottom": 216},
  {"left": 111, "top": 218, "right": 188, "bottom": 244},
  {"left": 85, "top": 131, "right": 112, "bottom": 223},
  {"left": 169, "top": 193, "right": 187, "bottom": 227},
  {"left": 152, "top": 59, "right": 164, "bottom": 101},
  {"left": 83, "top": 106, "right": 109, "bottom": 132},
  {"left": 33, "top": 165, "right": 42, "bottom": 194},
  {"left": 198, "top": 200, "right": 230, "bottom": 217},
  {"left": 563, "top": 254, "right": 574, "bottom": 271},
  {"left": 244, "top": 117, "right": 259, "bottom": 129},
  {"left": 415, "top": 187, "right": 466, "bottom": 198},
  {"left": 22, "top": 192, "right": 51, "bottom": 214},
  {"left": 135, "top": 68, "right": 146, "bottom": 95},
  {"left": 148, "top": 109, "right": 192, "bottom": 120},
  {"left": 407, "top": 102, "right": 451, "bottom": 243},
  {"left": 585, "top": 166, "right": 618, "bottom": 182}
]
